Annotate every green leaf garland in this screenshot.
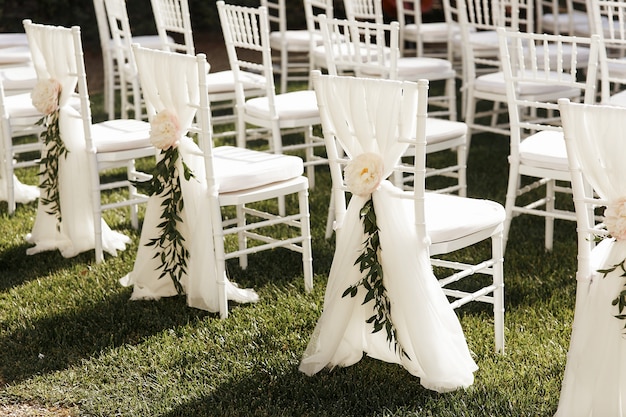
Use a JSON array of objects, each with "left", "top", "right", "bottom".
[
  {"left": 143, "top": 147, "right": 195, "bottom": 294},
  {"left": 342, "top": 197, "right": 409, "bottom": 359},
  {"left": 37, "top": 110, "right": 68, "bottom": 229}
]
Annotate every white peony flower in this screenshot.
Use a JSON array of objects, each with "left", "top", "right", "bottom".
[
  {"left": 344, "top": 152, "right": 384, "bottom": 197},
  {"left": 31, "top": 78, "right": 62, "bottom": 115},
  {"left": 150, "top": 109, "right": 182, "bottom": 150},
  {"left": 605, "top": 198, "right": 626, "bottom": 241}
]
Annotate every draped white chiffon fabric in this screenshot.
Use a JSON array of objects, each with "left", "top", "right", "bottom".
[
  {"left": 24, "top": 24, "right": 129, "bottom": 258},
  {"left": 299, "top": 76, "right": 477, "bottom": 392},
  {"left": 556, "top": 105, "right": 626, "bottom": 417},
  {"left": 119, "top": 137, "right": 259, "bottom": 311},
  {"left": 0, "top": 174, "right": 39, "bottom": 205},
  {"left": 120, "top": 49, "right": 258, "bottom": 312}
]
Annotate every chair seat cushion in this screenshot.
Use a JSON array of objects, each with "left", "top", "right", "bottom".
[
  {"left": 519, "top": 129, "right": 568, "bottom": 171},
  {"left": 453, "top": 30, "right": 499, "bottom": 51},
  {"left": 213, "top": 145, "right": 304, "bottom": 192},
  {"left": 426, "top": 117, "right": 467, "bottom": 144},
  {"left": 206, "top": 70, "right": 266, "bottom": 94},
  {"left": 424, "top": 192, "right": 505, "bottom": 244},
  {"left": 4, "top": 92, "right": 41, "bottom": 118},
  {"left": 474, "top": 71, "right": 577, "bottom": 96},
  {"left": 397, "top": 57, "right": 454, "bottom": 77},
  {"left": 245, "top": 90, "right": 319, "bottom": 120},
  {"left": 610, "top": 89, "right": 626, "bottom": 107},
  {"left": 0, "top": 46, "right": 32, "bottom": 65},
  {"left": 404, "top": 22, "right": 459, "bottom": 43},
  {"left": 0, "top": 33, "right": 28, "bottom": 48},
  {"left": 0, "top": 65, "right": 37, "bottom": 92},
  {"left": 269, "top": 30, "right": 321, "bottom": 52},
  {"left": 91, "top": 119, "right": 152, "bottom": 153}
]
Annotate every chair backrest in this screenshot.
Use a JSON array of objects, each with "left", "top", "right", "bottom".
[
  {"left": 343, "top": 0, "right": 384, "bottom": 24},
  {"left": 395, "top": 0, "right": 423, "bottom": 52},
  {"left": 150, "top": 0, "right": 194, "bottom": 55},
  {"left": 216, "top": 2, "right": 276, "bottom": 109},
  {"left": 588, "top": 0, "right": 626, "bottom": 104},
  {"left": 536, "top": 0, "right": 590, "bottom": 35},
  {"left": 103, "top": 0, "right": 135, "bottom": 74},
  {"left": 104, "top": 0, "right": 143, "bottom": 119},
  {"left": 319, "top": 15, "right": 399, "bottom": 79},
  {"left": 558, "top": 99, "right": 626, "bottom": 285},
  {"left": 311, "top": 70, "right": 428, "bottom": 234},
  {"left": 23, "top": 20, "right": 93, "bottom": 151},
  {"left": 497, "top": 27, "right": 601, "bottom": 160},
  {"left": 260, "top": 0, "right": 288, "bottom": 35},
  {"left": 304, "top": 0, "right": 334, "bottom": 71},
  {"left": 93, "top": 0, "right": 113, "bottom": 53},
  {"left": 132, "top": 44, "right": 231, "bottom": 310}
]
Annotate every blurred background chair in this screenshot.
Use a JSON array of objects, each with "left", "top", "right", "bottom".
[
  {"left": 589, "top": 0, "right": 626, "bottom": 107},
  {"left": 150, "top": 0, "right": 266, "bottom": 141},
  {"left": 497, "top": 28, "right": 601, "bottom": 251},
  {"left": 217, "top": 1, "right": 326, "bottom": 191},
  {"left": 0, "top": 78, "right": 41, "bottom": 214},
  {"left": 395, "top": 0, "right": 458, "bottom": 61},
  {"left": 93, "top": 0, "right": 164, "bottom": 120},
  {"left": 261, "top": 0, "right": 318, "bottom": 94}
]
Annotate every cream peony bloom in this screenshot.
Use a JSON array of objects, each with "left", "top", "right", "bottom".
[
  {"left": 344, "top": 152, "right": 384, "bottom": 197},
  {"left": 31, "top": 78, "right": 62, "bottom": 115},
  {"left": 150, "top": 109, "right": 182, "bottom": 150},
  {"left": 605, "top": 198, "right": 626, "bottom": 241}
]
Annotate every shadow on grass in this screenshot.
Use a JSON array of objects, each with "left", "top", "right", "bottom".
[
  {"left": 159, "top": 357, "right": 443, "bottom": 417},
  {"left": 0, "top": 287, "right": 210, "bottom": 385},
  {"left": 0, "top": 244, "right": 332, "bottom": 386},
  {"left": 0, "top": 243, "right": 98, "bottom": 291}
]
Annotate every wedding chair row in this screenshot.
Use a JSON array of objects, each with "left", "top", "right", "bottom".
[{"left": 19, "top": 18, "right": 314, "bottom": 319}]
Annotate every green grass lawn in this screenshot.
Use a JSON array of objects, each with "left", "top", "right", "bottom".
[{"left": 0, "top": 93, "right": 580, "bottom": 416}]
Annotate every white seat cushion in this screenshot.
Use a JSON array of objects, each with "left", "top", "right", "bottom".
[
  {"left": 474, "top": 71, "right": 577, "bottom": 96},
  {"left": 245, "top": 90, "right": 319, "bottom": 120},
  {"left": 426, "top": 118, "right": 467, "bottom": 145},
  {"left": 397, "top": 57, "right": 453, "bottom": 77},
  {"left": 0, "top": 46, "right": 32, "bottom": 65},
  {"left": 206, "top": 70, "right": 266, "bottom": 94},
  {"left": 269, "top": 30, "right": 320, "bottom": 52},
  {"left": 609, "top": 89, "right": 626, "bottom": 107},
  {"left": 518, "top": 130, "right": 568, "bottom": 171},
  {"left": 0, "top": 33, "right": 28, "bottom": 48},
  {"left": 4, "top": 92, "right": 41, "bottom": 118},
  {"left": 453, "top": 30, "right": 499, "bottom": 52},
  {"left": 404, "top": 22, "right": 459, "bottom": 43},
  {"left": 91, "top": 119, "right": 152, "bottom": 153},
  {"left": 0, "top": 65, "right": 37, "bottom": 92},
  {"left": 213, "top": 145, "right": 304, "bottom": 193},
  {"left": 424, "top": 192, "right": 505, "bottom": 244}
]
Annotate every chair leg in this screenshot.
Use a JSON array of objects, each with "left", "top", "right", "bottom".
[
  {"left": 457, "top": 141, "right": 468, "bottom": 197},
  {"left": 502, "top": 161, "right": 521, "bottom": 253},
  {"left": 492, "top": 227, "right": 505, "bottom": 354},
  {"left": 281, "top": 47, "right": 288, "bottom": 94},
  {"left": 92, "top": 191, "right": 104, "bottom": 263},
  {"left": 545, "top": 179, "right": 555, "bottom": 251},
  {"left": 127, "top": 160, "right": 139, "bottom": 229},
  {"left": 236, "top": 203, "right": 248, "bottom": 270},
  {"left": 271, "top": 123, "right": 287, "bottom": 216},
  {"left": 299, "top": 187, "right": 313, "bottom": 292},
  {"left": 325, "top": 192, "right": 335, "bottom": 240}
]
